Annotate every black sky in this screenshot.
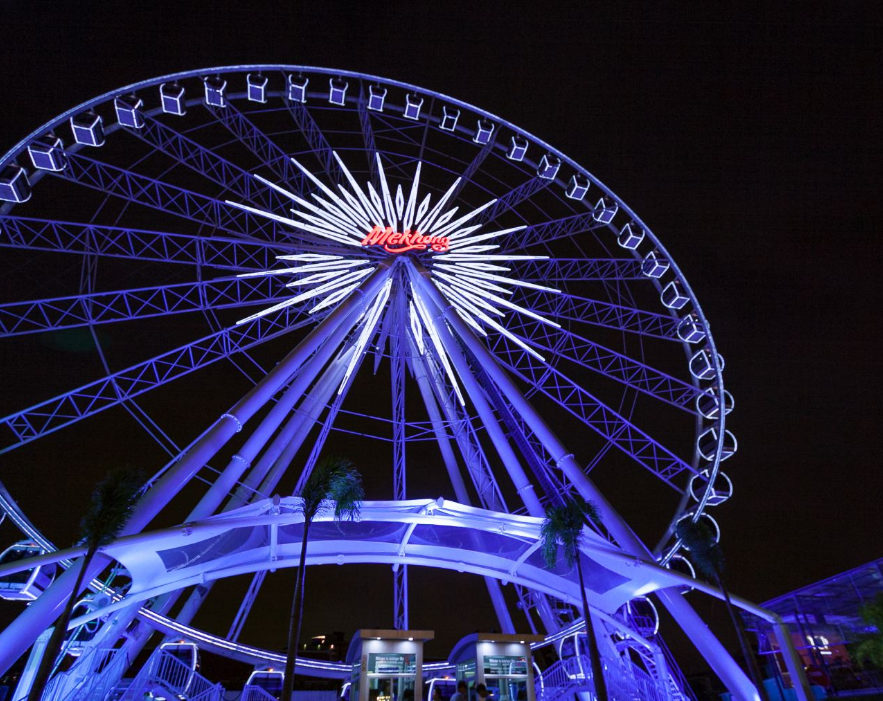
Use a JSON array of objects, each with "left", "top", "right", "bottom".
[{"left": 0, "top": 0, "right": 880, "bottom": 679}]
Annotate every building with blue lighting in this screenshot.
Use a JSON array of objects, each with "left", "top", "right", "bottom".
[{"left": 744, "top": 557, "right": 883, "bottom": 695}]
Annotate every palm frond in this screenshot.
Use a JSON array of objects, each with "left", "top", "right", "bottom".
[
  {"left": 79, "top": 467, "right": 145, "bottom": 549},
  {"left": 298, "top": 456, "right": 364, "bottom": 522},
  {"left": 329, "top": 470, "right": 364, "bottom": 522},
  {"left": 675, "top": 518, "right": 724, "bottom": 579},
  {"left": 851, "top": 593, "right": 883, "bottom": 669},
  {"left": 540, "top": 497, "right": 602, "bottom": 569}
]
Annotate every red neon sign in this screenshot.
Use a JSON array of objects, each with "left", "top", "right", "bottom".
[{"left": 360, "top": 225, "right": 449, "bottom": 254}]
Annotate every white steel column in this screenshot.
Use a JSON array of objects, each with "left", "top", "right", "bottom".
[
  {"left": 419, "top": 307, "right": 544, "bottom": 517},
  {"left": 411, "top": 345, "right": 516, "bottom": 634},
  {"left": 771, "top": 616, "right": 814, "bottom": 701},
  {"left": 391, "top": 285, "right": 409, "bottom": 630}
]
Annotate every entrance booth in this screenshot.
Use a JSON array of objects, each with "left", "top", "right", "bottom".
[
  {"left": 347, "top": 629, "right": 434, "bottom": 701},
  {"left": 448, "top": 633, "right": 544, "bottom": 701}
]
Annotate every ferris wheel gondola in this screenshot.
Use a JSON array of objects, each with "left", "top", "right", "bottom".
[
  {"left": 156, "top": 640, "right": 200, "bottom": 695},
  {"left": 245, "top": 667, "right": 285, "bottom": 700},
  {"left": 0, "top": 541, "right": 56, "bottom": 601}
]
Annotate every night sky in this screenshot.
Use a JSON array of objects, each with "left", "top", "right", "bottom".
[{"left": 0, "top": 1, "right": 879, "bottom": 681}]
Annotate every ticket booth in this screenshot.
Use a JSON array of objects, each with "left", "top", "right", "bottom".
[
  {"left": 347, "top": 629, "right": 434, "bottom": 701},
  {"left": 448, "top": 633, "right": 544, "bottom": 701}
]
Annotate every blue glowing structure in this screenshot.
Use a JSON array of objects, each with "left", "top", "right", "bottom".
[{"left": 0, "top": 66, "right": 806, "bottom": 701}]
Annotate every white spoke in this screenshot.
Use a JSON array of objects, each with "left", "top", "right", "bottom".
[{"left": 226, "top": 152, "right": 560, "bottom": 352}]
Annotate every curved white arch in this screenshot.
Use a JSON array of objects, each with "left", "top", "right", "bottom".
[
  {"left": 35, "top": 498, "right": 683, "bottom": 627},
  {"left": 0, "top": 497, "right": 780, "bottom": 678}
]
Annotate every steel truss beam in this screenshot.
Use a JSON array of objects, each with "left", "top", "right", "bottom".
[
  {"left": 487, "top": 332, "right": 694, "bottom": 486},
  {"left": 202, "top": 101, "right": 309, "bottom": 192},
  {"left": 504, "top": 212, "right": 611, "bottom": 252},
  {"left": 128, "top": 115, "right": 289, "bottom": 214},
  {"left": 515, "top": 288, "right": 680, "bottom": 340},
  {"left": 450, "top": 138, "right": 496, "bottom": 202},
  {"left": 283, "top": 97, "right": 343, "bottom": 183},
  {"left": 0, "top": 216, "right": 290, "bottom": 270},
  {"left": 509, "top": 258, "right": 645, "bottom": 282},
  {"left": 496, "top": 316, "right": 701, "bottom": 411},
  {"left": 357, "top": 88, "right": 379, "bottom": 184},
  {"left": 53, "top": 152, "right": 302, "bottom": 245},
  {"left": 478, "top": 176, "right": 550, "bottom": 225},
  {"left": 368, "top": 111, "right": 426, "bottom": 144},
  {"left": 0, "top": 275, "right": 288, "bottom": 337},
  {"left": 391, "top": 289, "right": 408, "bottom": 629},
  {"left": 0, "top": 305, "right": 319, "bottom": 453},
  {"left": 420, "top": 347, "right": 507, "bottom": 513}
]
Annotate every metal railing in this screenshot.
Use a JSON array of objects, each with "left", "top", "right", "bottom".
[
  {"left": 33, "top": 647, "right": 127, "bottom": 701},
  {"left": 116, "top": 646, "right": 224, "bottom": 701},
  {"left": 536, "top": 655, "right": 594, "bottom": 701},
  {"left": 242, "top": 684, "right": 282, "bottom": 701},
  {"left": 658, "top": 636, "right": 697, "bottom": 701},
  {"left": 537, "top": 653, "right": 671, "bottom": 701}
]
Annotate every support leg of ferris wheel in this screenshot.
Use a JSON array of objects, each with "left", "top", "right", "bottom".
[
  {"left": 410, "top": 342, "right": 516, "bottom": 634},
  {"left": 411, "top": 281, "right": 571, "bottom": 636},
  {"left": 421, "top": 306, "right": 543, "bottom": 518},
  {"left": 419, "top": 351, "right": 506, "bottom": 514},
  {"left": 113, "top": 328, "right": 375, "bottom": 671},
  {"left": 163, "top": 344, "right": 367, "bottom": 636},
  {"left": 258, "top": 350, "right": 354, "bottom": 497},
  {"left": 110, "top": 343, "right": 360, "bottom": 676},
  {"left": 0, "top": 264, "right": 392, "bottom": 676},
  {"left": 416, "top": 330, "right": 562, "bottom": 636},
  {"left": 193, "top": 303, "right": 377, "bottom": 522},
  {"left": 80, "top": 290, "right": 373, "bottom": 657},
  {"left": 409, "top": 261, "right": 761, "bottom": 701},
  {"left": 391, "top": 286, "right": 409, "bottom": 630}
]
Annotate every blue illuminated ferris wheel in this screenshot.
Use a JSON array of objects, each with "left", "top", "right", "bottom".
[{"left": 0, "top": 66, "right": 753, "bottom": 699}]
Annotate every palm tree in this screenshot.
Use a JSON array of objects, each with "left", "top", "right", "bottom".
[
  {"left": 540, "top": 496, "right": 608, "bottom": 701},
  {"left": 852, "top": 593, "right": 883, "bottom": 669},
  {"left": 281, "top": 456, "right": 364, "bottom": 701},
  {"left": 676, "top": 518, "right": 770, "bottom": 701},
  {"left": 28, "top": 467, "right": 144, "bottom": 701}
]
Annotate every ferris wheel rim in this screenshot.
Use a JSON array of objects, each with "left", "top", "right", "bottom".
[{"left": 0, "top": 65, "right": 730, "bottom": 613}]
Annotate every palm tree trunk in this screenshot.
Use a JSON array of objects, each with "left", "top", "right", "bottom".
[
  {"left": 576, "top": 554, "right": 608, "bottom": 701},
  {"left": 27, "top": 545, "right": 97, "bottom": 701},
  {"left": 282, "top": 520, "right": 311, "bottom": 701},
  {"left": 714, "top": 571, "right": 770, "bottom": 701}
]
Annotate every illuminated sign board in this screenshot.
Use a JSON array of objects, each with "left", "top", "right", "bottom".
[{"left": 360, "top": 225, "right": 450, "bottom": 254}]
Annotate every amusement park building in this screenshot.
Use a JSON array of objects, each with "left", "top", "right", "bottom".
[{"left": 744, "top": 556, "right": 883, "bottom": 695}]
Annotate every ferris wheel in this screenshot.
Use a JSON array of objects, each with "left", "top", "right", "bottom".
[{"left": 0, "top": 66, "right": 741, "bottom": 694}]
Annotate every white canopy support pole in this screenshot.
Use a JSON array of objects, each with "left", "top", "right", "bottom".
[{"left": 772, "top": 615, "right": 814, "bottom": 701}]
